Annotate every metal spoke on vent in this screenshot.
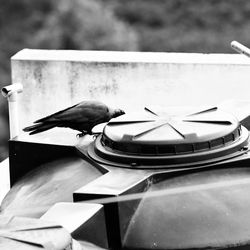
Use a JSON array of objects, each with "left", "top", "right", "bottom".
[
  {"left": 133, "top": 121, "right": 170, "bottom": 139},
  {"left": 183, "top": 120, "right": 232, "bottom": 125},
  {"left": 187, "top": 107, "right": 218, "bottom": 116},
  {"left": 167, "top": 121, "right": 186, "bottom": 138},
  {"left": 144, "top": 107, "right": 159, "bottom": 116},
  {"left": 184, "top": 106, "right": 233, "bottom": 125},
  {"left": 108, "top": 119, "right": 156, "bottom": 125}
]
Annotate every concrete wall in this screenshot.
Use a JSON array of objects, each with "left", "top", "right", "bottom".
[{"left": 11, "top": 49, "right": 250, "bottom": 134}]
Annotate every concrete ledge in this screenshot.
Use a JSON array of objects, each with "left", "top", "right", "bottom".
[
  {"left": 11, "top": 49, "right": 250, "bottom": 135},
  {"left": 0, "top": 159, "right": 10, "bottom": 203},
  {"left": 12, "top": 49, "right": 250, "bottom": 64}
]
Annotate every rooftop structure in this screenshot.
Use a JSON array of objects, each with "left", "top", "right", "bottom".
[{"left": 1, "top": 48, "right": 250, "bottom": 249}]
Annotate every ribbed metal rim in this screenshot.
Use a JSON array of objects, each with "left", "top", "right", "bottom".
[
  {"left": 101, "top": 126, "right": 242, "bottom": 156},
  {"left": 88, "top": 126, "right": 249, "bottom": 169}
]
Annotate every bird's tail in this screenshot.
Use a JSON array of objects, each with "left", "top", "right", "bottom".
[{"left": 23, "top": 123, "right": 57, "bottom": 135}]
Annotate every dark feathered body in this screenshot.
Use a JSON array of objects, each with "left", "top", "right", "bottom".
[{"left": 23, "top": 101, "right": 125, "bottom": 135}]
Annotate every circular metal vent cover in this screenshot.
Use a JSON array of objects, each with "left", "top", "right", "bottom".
[{"left": 88, "top": 107, "right": 249, "bottom": 168}]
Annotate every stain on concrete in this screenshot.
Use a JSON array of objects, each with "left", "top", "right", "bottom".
[
  {"left": 88, "top": 78, "right": 118, "bottom": 97},
  {"left": 32, "top": 61, "right": 47, "bottom": 89},
  {"left": 66, "top": 62, "right": 81, "bottom": 99}
]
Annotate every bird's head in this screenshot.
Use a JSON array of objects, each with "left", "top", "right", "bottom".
[{"left": 111, "top": 109, "right": 125, "bottom": 118}]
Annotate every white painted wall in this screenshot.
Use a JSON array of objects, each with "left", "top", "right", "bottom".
[{"left": 11, "top": 49, "right": 250, "bottom": 135}]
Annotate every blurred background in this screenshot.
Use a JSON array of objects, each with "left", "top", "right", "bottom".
[{"left": 0, "top": 0, "right": 250, "bottom": 161}]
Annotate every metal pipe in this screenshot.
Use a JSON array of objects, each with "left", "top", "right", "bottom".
[
  {"left": 1, "top": 83, "right": 23, "bottom": 138},
  {"left": 231, "top": 40, "right": 250, "bottom": 58}
]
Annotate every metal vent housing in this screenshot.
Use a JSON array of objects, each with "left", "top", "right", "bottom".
[{"left": 88, "top": 107, "right": 249, "bottom": 168}]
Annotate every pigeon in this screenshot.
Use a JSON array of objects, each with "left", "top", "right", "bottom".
[{"left": 23, "top": 100, "right": 125, "bottom": 136}]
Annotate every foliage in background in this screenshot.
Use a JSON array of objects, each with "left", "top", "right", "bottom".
[
  {"left": 33, "top": 0, "right": 138, "bottom": 51},
  {"left": 110, "top": 0, "right": 250, "bottom": 52}
]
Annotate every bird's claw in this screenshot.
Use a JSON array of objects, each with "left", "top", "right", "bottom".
[
  {"left": 76, "top": 131, "right": 87, "bottom": 138},
  {"left": 92, "top": 133, "right": 101, "bottom": 139},
  {"left": 76, "top": 131, "right": 100, "bottom": 139}
]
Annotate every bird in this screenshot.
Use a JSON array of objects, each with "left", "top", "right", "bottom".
[{"left": 23, "top": 100, "right": 125, "bottom": 136}]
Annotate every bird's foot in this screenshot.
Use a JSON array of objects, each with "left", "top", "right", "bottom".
[
  {"left": 76, "top": 131, "right": 88, "bottom": 138},
  {"left": 76, "top": 131, "right": 101, "bottom": 139},
  {"left": 91, "top": 132, "right": 101, "bottom": 139}
]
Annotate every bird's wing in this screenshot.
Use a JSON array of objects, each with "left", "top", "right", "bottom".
[
  {"left": 35, "top": 101, "right": 108, "bottom": 124},
  {"left": 34, "top": 103, "right": 79, "bottom": 123}
]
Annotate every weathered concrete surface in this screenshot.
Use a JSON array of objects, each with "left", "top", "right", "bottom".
[{"left": 11, "top": 49, "right": 250, "bottom": 136}]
